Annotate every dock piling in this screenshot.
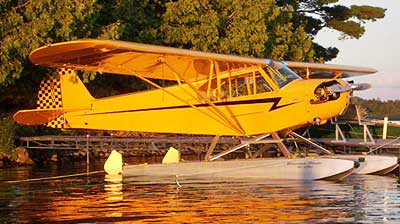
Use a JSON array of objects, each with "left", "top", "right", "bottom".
[{"left": 86, "top": 134, "right": 89, "bottom": 173}]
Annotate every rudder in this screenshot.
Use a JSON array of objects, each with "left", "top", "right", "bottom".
[{"left": 58, "top": 68, "right": 94, "bottom": 111}]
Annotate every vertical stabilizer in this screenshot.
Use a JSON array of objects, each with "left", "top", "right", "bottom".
[
  {"left": 14, "top": 68, "right": 94, "bottom": 128},
  {"left": 58, "top": 68, "right": 94, "bottom": 110}
]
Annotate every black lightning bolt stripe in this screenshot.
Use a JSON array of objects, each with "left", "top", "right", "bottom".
[{"left": 85, "top": 97, "right": 297, "bottom": 116}]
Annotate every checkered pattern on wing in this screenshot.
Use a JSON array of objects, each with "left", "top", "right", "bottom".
[{"left": 37, "top": 76, "right": 63, "bottom": 109}]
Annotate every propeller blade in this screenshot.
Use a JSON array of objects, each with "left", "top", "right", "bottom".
[
  {"left": 327, "top": 84, "right": 351, "bottom": 93},
  {"left": 351, "top": 83, "right": 371, "bottom": 91}
]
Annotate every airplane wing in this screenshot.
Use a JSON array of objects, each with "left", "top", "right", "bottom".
[
  {"left": 283, "top": 61, "right": 378, "bottom": 79},
  {"left": 29, "top": 39, "right": 265, "bottom": 82}
]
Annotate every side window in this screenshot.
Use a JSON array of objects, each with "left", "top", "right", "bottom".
[
  {"left": 218, "top": 71, "right": 273, "bottom": 99},
  {"left": 254, "top": 72, "right": 273, "bottom": 93},
  {"left": 219, "top": 76, "right": 249, "bottom": 98},
  {"left": 220, "top": 80, "right": 229, "bottom": 99},
  {"left": 234, "top": 77, "right": 249, "bottom": 97}
]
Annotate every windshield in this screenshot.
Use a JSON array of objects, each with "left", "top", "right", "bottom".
[{"left": 263, "top": 61, "right": 301, "bottom": 88}]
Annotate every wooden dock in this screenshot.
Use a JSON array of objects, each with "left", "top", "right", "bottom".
[
  {"left": 18, "top": 135, "right": 241, "bottom": 153},
  {"left": 14, "top": 134, "right": 400, "bottom": 166},
  {"left": 17, "top": 135, "right": 253, "bottom": 163},
  {"left": 19, "top": 135, "right": 400, "bottom": 153},
  {"left": 312, "top": 138, "right": 400, "bottom": 154}
]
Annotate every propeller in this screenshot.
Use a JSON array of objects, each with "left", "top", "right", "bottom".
[
  {"left": 312, "top": 80, "right": 372, "bottom": 104},
  {"left": 327, "top": 84, "right": 351, "bottom": 93},
  {"left": 327, "top": 82, "right": 371, "bottom": 93},
  {"left": 350, "top": 83, "right": 371, "bottom": 91}
]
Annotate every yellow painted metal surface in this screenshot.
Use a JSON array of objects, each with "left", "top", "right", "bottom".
[{"left": 57, "top": 68, "right": 349, "bottom": 136}]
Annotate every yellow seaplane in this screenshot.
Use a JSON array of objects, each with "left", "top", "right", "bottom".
[{"left": 14, "top": 39, "right": 379, "bottom": 180}]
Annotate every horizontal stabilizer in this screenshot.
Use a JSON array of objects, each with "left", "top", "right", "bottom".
[{"left": 13, "top": 109, "right": 64, "bottom": 125}]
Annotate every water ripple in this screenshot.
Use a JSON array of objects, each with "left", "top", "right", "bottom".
[{"left": 1, "top": 165, "right": 400, "bottom": 223}]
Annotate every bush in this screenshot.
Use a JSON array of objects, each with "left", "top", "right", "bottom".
[{"left": 0, "top": 115, "right": 16, "bottom": 155}]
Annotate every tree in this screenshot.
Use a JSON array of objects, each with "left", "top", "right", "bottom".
[
  {"left": 161, "top": 0, "right": 272, "bottom": 57},
  {"left": 92, "top": 0, "right": 167, "bottom": 43},
  {"left": 0, "top": 0, "right": 388, "bottom": 112},
  {"left": 275, "top": 0, "right": 386, "bottom": 61},
  {"left": 264, "top": 5, "right": 315, "bottom": 61},
  {"left": 0, "top": 0, "right": 101, "bottom": 110},
  {"left": 0, "top": 0, "right": 98, "bottom": 86},
  {"left": 161, "top": 0, "right": 317, "bottom": 62},
  {"left": 351, "top": 97, "right": 400, "bottom": 119},
  {"left": 0, "top": 0, "right": 171, "bottom": 109}
]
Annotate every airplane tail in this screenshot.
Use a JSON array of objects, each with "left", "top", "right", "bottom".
[
  {"left": 57, "top": 68, "right": 94, "bottom": 110},
  {"left": 13, "top": 68, "right": 94, "bottom": 128}
]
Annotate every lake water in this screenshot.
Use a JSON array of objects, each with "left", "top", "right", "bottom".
[{"left": 1, "top": 161, "right": 400, "bottom": 223}]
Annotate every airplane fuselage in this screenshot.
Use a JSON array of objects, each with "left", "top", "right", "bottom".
[{"left": 58, "top": 66, "right": 350, "bottom": 136}]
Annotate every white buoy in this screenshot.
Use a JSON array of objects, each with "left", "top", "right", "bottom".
[
  {"left": 104, "top": 150, "right": 123, "bottom": 175},
  {"left": 162, "top": 147, "right": 180, "bottom": 164},
  {"left": 383, "top": 117, "right": 388, "bottom": 140}
]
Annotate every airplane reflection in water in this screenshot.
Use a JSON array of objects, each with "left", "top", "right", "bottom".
[{"left": 8, "top": 173, "right": 398, "bottom": 223}]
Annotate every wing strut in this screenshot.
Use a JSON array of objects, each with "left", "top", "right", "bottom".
[
  {"left": 119, "top": 65, "right": 243, "bottom": 135},
  {"left": 164, "top": 61, "right": 246, "bottom": 135}
]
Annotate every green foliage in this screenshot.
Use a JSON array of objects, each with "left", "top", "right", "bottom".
[
  {"left": 275, "top": 0, "right": 386, "bottom": 60},
  {"left": 161, "top": 0, "right": 315, "bottom": 61},
  {"left": 312, "top": 43, "right": 338, "bottom": 62},
  {"left": 84, "top": 74, "right": 150, "bottom": 98},
  {"left": 309, "top": 123, "right": 400, "bottom": 139},
  {"left": 0, "top": 0, "right": 102, "bottom": 111},
  {"left": 161, "top": 0, "right": 273, "bottom": 57},
  {"left": 351, "top": 5, "right": 386, "bottom": 21},
  {"left": 93, "top": 0, "right": 167, "bottom": 42},
  {"left": 0, "top": 0, "right": 97, "bottom": 86},
  {"left": 351, "top": 97, "right": 400, "bottom": 120},
  {"left": 0, "top": 0, "right": 387, "bottom": 90},
  {"left": 161, "top": 0, "right": 220, "bottom": 52},
  {"left": 0, "top": 112, "right": 66, "bottom": 156},
  {"left": 328, "top": 20, "right": 365, "bottom": 39},
  {"left": 214, "top": 0, "right": 272, "bottom": 57},
  {"left": 0, "top": 114, "right": 15, "bottom": 155},
  {"left": 264, "top": 6, "right": 315, "bottom": 61},
  {"left": 0, "top": 0, "right": 388, "bottom": 117}
]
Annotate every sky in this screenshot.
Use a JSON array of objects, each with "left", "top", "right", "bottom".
[{"left": 315, "top": 0, "right": 399, "bottom": 100}]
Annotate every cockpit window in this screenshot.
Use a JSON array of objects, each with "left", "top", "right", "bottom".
[{"left": 263, "top": 61, "right": 301, "bottom": 88}]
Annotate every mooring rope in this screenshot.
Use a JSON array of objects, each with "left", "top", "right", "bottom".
[
  {"left": 4, "top": 170, "right": 105, "bottom": 184},
  {"left": 4, "top": 163, "right": 151, "bottom": 184}
]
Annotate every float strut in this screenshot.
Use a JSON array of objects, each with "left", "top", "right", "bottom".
[
  {"left": 205, "top": 135, "right": 220, "bottom": 161},
  {"left": 271, "top": 133, "right": 291, "bottom": 158},
  {"left": 289, "top": 131, "right": 332, "bottom": 155}
]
